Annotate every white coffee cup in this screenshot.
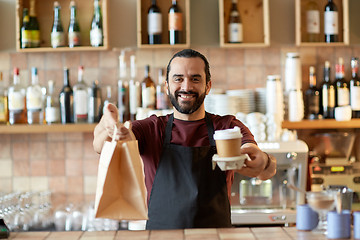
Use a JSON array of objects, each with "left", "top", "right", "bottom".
[{"left": 335, "top": 105, "right": 352, "bottom": 121}]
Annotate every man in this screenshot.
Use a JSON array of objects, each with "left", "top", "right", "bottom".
[{"left": 93, "top": 49, "right": 276, "bottom": 230}]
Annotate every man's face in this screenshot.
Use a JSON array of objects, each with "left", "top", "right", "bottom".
[{"left": 166, "top": 57, "right": 211, "bottom": 114}]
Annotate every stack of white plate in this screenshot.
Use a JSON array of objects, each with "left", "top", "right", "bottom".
[
  {"left": 205, "top": 94, "right": 238, "bottom": 116},
  {"left": 226, "top": 89, "right": 256, "bottom": 114},
  {"left": 255, "top": 88, "right": 267, "bottom": 114}
]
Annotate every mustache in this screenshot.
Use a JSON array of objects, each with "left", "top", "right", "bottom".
[{"left": 175, "top": 90, "right": 199, "bottom": 97}]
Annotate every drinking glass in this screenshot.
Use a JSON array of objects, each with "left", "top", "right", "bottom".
[{"left": 306, "top": 191, "right": 336, "bottom": 234}]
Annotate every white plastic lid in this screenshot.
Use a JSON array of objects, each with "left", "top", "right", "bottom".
[{"left": 213, "top": 127, "right": 242, "bottom": 140}]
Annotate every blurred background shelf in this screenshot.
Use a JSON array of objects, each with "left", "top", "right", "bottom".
[
  {"left": 0, "top": 123, "right": 97, "bottom": 134},
  {"left": 282, "top": 119, "right": 360, "bottom": 129}
]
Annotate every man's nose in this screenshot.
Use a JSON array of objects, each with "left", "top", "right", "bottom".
[{"left": 180, "top": 78, "right": 192, "bottom": 91}]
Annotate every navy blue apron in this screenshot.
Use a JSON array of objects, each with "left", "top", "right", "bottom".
[{"left": 146, "top": 113, "right": 232, "bottom": 229}]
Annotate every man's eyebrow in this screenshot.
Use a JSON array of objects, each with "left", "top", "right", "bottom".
[{"left": 171, "top": 74, "right": 202, "bottom": 78}]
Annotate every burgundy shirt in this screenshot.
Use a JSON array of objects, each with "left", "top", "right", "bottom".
[{"left": 132, "top": 113, "right": 256, "bottom": 202}]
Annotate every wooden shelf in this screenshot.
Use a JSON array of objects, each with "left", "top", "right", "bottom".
[
  {"left": 282, "top": 119, "right": 360, "bottom": 129},
  {"left": 0, "top": 123, "right": 97, "bottom": 134},
  {"left": 16, "top": 46, "right": 108, "bottom": 53}
]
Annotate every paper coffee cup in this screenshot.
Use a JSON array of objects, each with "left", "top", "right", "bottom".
[{"left": 213, "top": 127, "right": 242, "bottom": 158}]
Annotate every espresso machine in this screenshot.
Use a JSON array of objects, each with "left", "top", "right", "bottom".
[{"left": 231, "top": 140, "right": 308, "bottom": 225}]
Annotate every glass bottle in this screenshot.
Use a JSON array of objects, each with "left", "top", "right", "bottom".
[
  {"left": 305, "top": 66, "right": 321, "bottom": 119},
  {"left": 321, "top": 61, "right": 335, "bottom": 119},
  {"left": 168, "top": 0, "right": 182, "bottom": 45},
  {"left": 334, "top": 57, "right": 349, "bottom": 107},
  {"left": 228, "top": 0, "right": 242, "bottom": 43},
  {"left": 0, "top": 72, "right": 8, "bottom": 124},
  {"left": 118, "top": 52, "right": 130, "bottom": 123},
  {"left": 59, "top": 68, "right": 73, "bottom": 124},
  {"left": 148, "top": 0, "right": 162, "bottom": 44},
  {"left": 45, "top": 80, "right": 60, "bottom": 124},
  {"left": 8, "top": 68, "right": 27, "bottom": 124},
  {"left": 51, "top": 1, "right": 65, "bottom": 48},
  {"left": 306, "top": 0, "right": 320, "bottom": 42},
  {"left": 90, "top": 0, "right": 103, "bottom": 47},
  {"left": 29, "top": 0, "right": 40, "bottom": 48},
  {"left": 68, "top": 0, "right": 81, "bottom": 48},
  {"left": 73, "top": 66, "right": 88, "bottom": 123},
  {"left": 350, "top": 57, "right": 360, "bottom": 118},
  {"left": 129, "top": 55, "right": 141, "bottom": 121},
  {"left": 324, "top": 0, "right": 338, "bottom": 43},
  {"left": 103, "top": 85, "right": 114, "bottom": 114},
  {"left": 88, "top": 80, "right": 102, "bottom": 123},
  {"left": 141, "top": 65, "right": 156, "bottom": 109},
  {"left": 21, "top": 8, "right": 31, "bottom": 49},
  {"left": 156, "top": 68, "right": 169, "bottom": 110},
  {"left": 26, "top": 67, "right": 43, "bottom": 124}
]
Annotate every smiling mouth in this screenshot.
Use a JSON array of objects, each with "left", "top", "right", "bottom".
[{"left": 176, "top": 91, "right": 198, "bottom": 101}]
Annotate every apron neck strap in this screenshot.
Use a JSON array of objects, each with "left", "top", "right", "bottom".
[{"left": 164, "top": 113, "right": 216, "bottom": 146}]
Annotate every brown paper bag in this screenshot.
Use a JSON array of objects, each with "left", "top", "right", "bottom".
[{"left": 94, "top": 136, "right": 148, "bottom": 220}]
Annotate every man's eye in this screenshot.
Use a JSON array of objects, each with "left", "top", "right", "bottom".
[
  {"left": 174, "top": 78, "right": 182, "bottom": 82},
  {"left": 192, "top": 78, "right": 200, "bottom": 82}
]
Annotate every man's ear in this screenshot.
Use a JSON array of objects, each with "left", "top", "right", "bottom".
[
  {"left": 205, "top": 80, "right": 212, "bottom": 95},
  {"left": 165, "top": 80, "right": 169, "bottom": 95}
]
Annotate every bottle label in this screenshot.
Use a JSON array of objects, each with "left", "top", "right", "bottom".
[
  {"left": 350, "top": 85, "right": 360, "bottom": 110},
  {"left": 308, "top": 95, "right": 320, "bottom": 114},
  {"left": 228, "top": 23, "right": 243, "bottom": 42},
  {"left": 306, "top": 10, "right": 320, "bottom": 34},
  {"left": 148, "top": 13, "right": 162, "bottom": 35},
  {"left": 337, "top": 88, "right": 350, "bottom": 106},
  {"left": 142, "top": 87, "right": 156, "bottom": 108},
  {"left": 26, "top": 88, "right": 43, "bottom": 110},
  {"left": 51, "top": 31, "right": 65, "bottom": 48},
  {"left": 74, "top": 90, "right": 88, "bottom": 115},
  {"left": 68, "top": 31, "right": 81, "bottom": 47},
  {"left": 0, "top": 97, "right": 6, "bottom": 122},
  {"left": 129, "top": 81, "right": 140, "bottom": 114},
  {"left": 45, "top": 106, "right": 60, "bottom": 123},
  {"left": 90, "top": 28, "right": 103, "bottom": 46},
  {"left": 21, "top": 30, "right": 32, "bottom": 48},
  {"left": 8, "top": 92, "right": 25, "bottom": 111},
  {"left": 322, "top": 86, "right": 335, "bottom": 108},
  {"left": 168, "top": 12, "right": 183, "bottom": 31},
  {"left": 31, "top": 30, "right": 40, "bottom": 47},
  {"left": 324, "top": 11, "right": 338, "bottom": 35}
]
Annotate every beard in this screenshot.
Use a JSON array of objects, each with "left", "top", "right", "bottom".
[{"left": 168, "top": 90, "right": 206, "bottom": 114}]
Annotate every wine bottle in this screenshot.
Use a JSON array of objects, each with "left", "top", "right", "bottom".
[
  {"left": 29, "top": 0, "right": 40, "bottom": 48},
  {"left": 324, "top": 0, "right": 338, "bottom": 43},
  {"left": 68, "top": 0, "right": 81, "bottom": 48},
  {"left": 118, "top": 52, "right": 130, "bottom": 123},
  {"left": 129, "top": 55, "right": 141, "bottom": 121},
  {"left": 88, "top": 80, "right": 102, "bottom": 123},
  {"left": 0, "top": 72, "right": 8, "bottom": 124},
  {"left": 148, "top": 0, "right": 162, "bottom": 44},
  {"left": 321, "top": 61, "right": 335, "bottom": 118},
  {"left": 103, "top": 85, "right": 114, "bottom": 114},
  {"left": 73, "top": 66, "right": 88, "bottom": 123},
  {"left": 141, "top": 65, "right": 156, "bottom": 109},
  {"left": 45, "top": 80, "right": 60, "bottom": 124},
  {"left": 228, "top": 0, "right": 242, "bottom": 43},
  {"left": 90, "top": 0, "right": 103, "bottom": 47},
  {"left": 59, "top": 68, "right": 73, "bottom": 124},
  {"left": 306, "top": 0, "right": 320, "bottom": 42},
  {"left": 334, "top": 57, "right": 349, "bottom": 107},
  {"left": 156, "top": 68, "right": 169, "bottom": 110},
  {"left": 8, "top": 68, "right": 27, "bottom": 124},
  {"left": 350, "top": 57, "right": 360, "bottom": 118},
  {"left": 26, "top": 67, "right": 43, "bottom": 124},
  {"left": 168, "top": 0, "right": 182, "bottom": 45},
  {"left": 51, "top": 1, "right": 65, "bottom": 48},
  {"left": 21, "top": 8, "right": 31, "bottom": 49},
  {"left": 305, "top": 66, "right": 321, "bottom": 119}
]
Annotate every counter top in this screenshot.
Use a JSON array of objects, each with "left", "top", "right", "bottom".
[{"left": 6, "top": 227, "right": 357, "bottom": 239}]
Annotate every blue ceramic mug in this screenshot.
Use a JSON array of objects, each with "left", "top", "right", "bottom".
[{"left": 296, "top": 204, "right": 318, "bottom": 231}]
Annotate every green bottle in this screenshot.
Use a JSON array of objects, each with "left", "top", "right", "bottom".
[
  {"left": 29, "top": 0, "right": 40, "bottom": 47},
  {"left": 68, "top": 0, "right": 81, "bottom": 47},
  {"left": 21, "top": 8, "right": 31, "bottom": 48},
  {"left": 51, "top": 1, "right": 65, "bottom": 48}
]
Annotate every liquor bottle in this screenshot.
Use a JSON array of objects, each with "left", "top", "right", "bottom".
[
  {"left": 321, "top": 61, "right": 335, "bottom": 118},
  {"left": 141, "top": 65, "right": 156, "bottom": 109},
  {"left": 51, "top": 1, "right": 65, "bottom": 48},
  {"left": 168, "top": 0, "right": 182, "bottom": 45},
  {"left": 324, "top": 0, "right": 338, "bottom": 43},
  {"left": 29, "top": 0, "right": 40, "bottom": 48},
  {"left": 73, "top": 66, "right": 88, "bottom": 123},
  {"left": 8, "top": 68, "right": 27, "bottom": 124},
  {"left": 306, "top": 0, "right": 320, "bottom": 42},
  {"left": 228, "top": 0, "right": 242, "bottom": 43},
  {"left": 0, "top": 72, "right": 8, "bottom": 124},
  {"left": 68, "top": 0, "right": 81, "bottom": 48},
  {"left": 118, "top": 52, "right": 130, "bottom": 123},
  {"left": 21, "top": 8, "right": 31, "bottom": 49},
  {"left": 129, "top": 55, "right": 141, "bottom": 121},
  {"left": 350, "top": 57, "right": 360, "bottom": 118},
  {"left": 26, "top": 67, "right": 43, "bottom": 124},
  {"left": 334, "top": 57, "right": 349, "bottom": 107},
  {"left": 90, "top": 0, "right": 103, "bottom": 47},
  {"left": 103, "top": 85, "right": 114, "bottom": 114},
  {"left": 305, "top": 66, "right": 321, "bottom": 119},
  {"left": 88, "top": 80, "right": 102, "bottom": 123},
  {"left": 156, "top": 68, "right": 169, "bottom": 110},
  {"left": 59, "top": 68, "right": 73, "bottom": 124},
  {"left": 148, "top": 0, "right": 162, "bottom": 44},
  {"left": 45, "top": 80, "right": 60, "bottom": 124}
]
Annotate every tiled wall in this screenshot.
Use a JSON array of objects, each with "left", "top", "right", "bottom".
[{"left": 0, "top": 46, "right": 359, "bottom": 208}]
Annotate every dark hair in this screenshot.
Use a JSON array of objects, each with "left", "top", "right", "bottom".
[{"left": 166, "top": 49, "right": 211, "bottom": 84}]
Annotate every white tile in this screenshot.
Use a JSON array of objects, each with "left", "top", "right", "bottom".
[
  {"left": 84, "top": 176, "right": 97, "bottom": 194},
  {"left": 0, "top": 160, "right": 12, "bottom": 177},
  {"left": 13, "top": 177, "right": 31, "bottom": 192},
  {"left": 30, "top": 177, "right": 49, "bottom": 191}
]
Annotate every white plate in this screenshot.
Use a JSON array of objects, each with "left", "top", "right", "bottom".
[{"left": 212, "top": 154, "right": 250, "bottom": 171}]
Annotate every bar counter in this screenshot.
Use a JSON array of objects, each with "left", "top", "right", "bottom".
[{"left": 6, "top": 227, "right": 358, "bottom": 240}]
